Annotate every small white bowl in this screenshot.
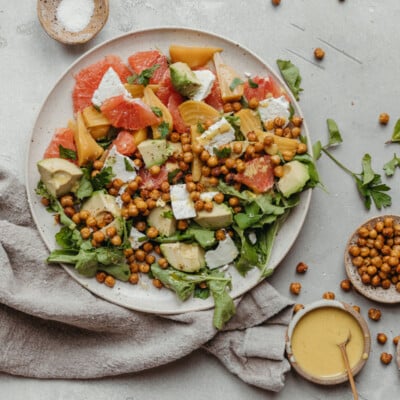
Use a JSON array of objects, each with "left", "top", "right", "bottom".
[{"left": 286, "top": 300, "right": 371, "bottom": 385}]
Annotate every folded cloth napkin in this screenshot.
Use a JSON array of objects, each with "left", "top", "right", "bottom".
[{"left": 0, "top": 165, "right": 293, "bottom": 392}]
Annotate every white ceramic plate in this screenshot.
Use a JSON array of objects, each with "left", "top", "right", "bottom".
[{"left": 26, "top": 27, "right": 312, "bottom": 314}]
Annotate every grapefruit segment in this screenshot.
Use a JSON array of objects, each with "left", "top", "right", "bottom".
[
  {"left": 127, "top": 50, "right": 169, "bottom": 84},
  {"left": 43, "top": 127, "right": 77, "bottom": 161},
  {"left": 72, "top": 55, "right": 131, "bottom": 113},
  {"left": 112, "top": 130, "right": 137, "bottom": 156},
  {"left": 101, "top": 95, "right": 161, "bottom": 130}
]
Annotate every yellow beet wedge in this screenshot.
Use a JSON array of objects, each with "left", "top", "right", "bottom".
[
  {"left": 236, "top": 108, "right": 262, "bottom": 136},
  {"left": 213, "top": 52, "right": 244, "bottom": 102},
  {"left": 74, "top": 112, "right": 104, "bottom": 166},
  {"left": 124, "top": 83, "right": 159, "bottom": 98},
  {"left": 142, "top": 86, "right": 173, "bottom": 139},
  {"left": 82, "top": 105, "right": 110, "bottom": 140},
  {"left": 178, "top": 100, "right": 221, "bottom": 126},
  {"left": 169, "top": 45, "right": 222, "bottom": 68}
]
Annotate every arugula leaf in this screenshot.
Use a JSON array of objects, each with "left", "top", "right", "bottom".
[
  {"left": 59, "top": 145, "right": 77, "bottom": 160},
  {"left": 76, "top": 173, "right": 93, "bottom": 200},
  {"left": 383, "top": 153, "right": 400, "bottom": 176},
  {"left": 128, "top": 64, "right": 160, "bottom": 86},
  {"left": 124, "top": 158, "right": 135, "bottom": 172},
  {"left": 186, "top": 224, "right": 216, "bottom": 248},
  {"left": 276, "top": 59, "right": 303, "bottom": 100},
  {"left": 229, "top": 77, "right": 244, "bottom": 91}
]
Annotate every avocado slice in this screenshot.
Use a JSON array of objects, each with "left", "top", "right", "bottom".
[
  {"left": 137, "top": 139, "right": 168, "bottom": 168},
  {"left": 160, "top": 242, "right": 205, "bottom": 272},
  {"left": 194, "top": 203, "right": 233, "bottom": 229},
  {"left": 37, "top": 157, "right": 83, "bottom": 197},
  {"left": 81, "top": 191, "right": 121, "bottom": 218},
  {"left": 277, "top": 160, "right": 310, "bottom": 198},
  {"left": 169, "top": 62, "right": 201, "bottom": 98},
  {"left": 147, "top": 206, "right": 176, "bottom": 237}
]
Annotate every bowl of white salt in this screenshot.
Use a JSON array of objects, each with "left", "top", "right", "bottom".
[{"left": 37, "top": 0, "right": 109, "bottom": 45}]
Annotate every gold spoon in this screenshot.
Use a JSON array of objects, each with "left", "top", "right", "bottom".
[
  {"left": 37, "top": 0, "right": 109, "bottom": 45},
  {"left": 337, "top": 330, "right": 358, "bottom": 400}
]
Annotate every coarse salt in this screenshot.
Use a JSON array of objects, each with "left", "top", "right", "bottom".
[{"left": 56, "top": 0, "right": 95, "bottom": 33}]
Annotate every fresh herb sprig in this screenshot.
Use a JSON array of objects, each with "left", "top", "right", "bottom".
[
  {"left": 276, "top": 59, "right": 303, "bottom": 100},
  {"left": 314, "top": 119, "right": 391, "bottom": 210},
  {"left": 127, "top": 64, "right": 160, "bottom": 86}
]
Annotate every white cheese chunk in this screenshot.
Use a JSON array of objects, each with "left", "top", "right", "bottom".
[
  {"left": 103, "top": 146, "right": 137, "bottom": 183},
  {"left": 205, "top": 234, "right": 239, "bottom": 269},
  {"left": 197, "top": 117, "right": 235, "bottom": 155},
  {"left": 170, "top": 184, "right": 197, "bottom": 220},
  {"left": 258, "top": 96, "right": 290, "bottom": 128},
  {"left": 191, "top": 70, "right": 215, "bottom": 101},
  {"left": 199, "top": 191, "right": 219, "bottom": 202},
  {"left": 91, "top": 67, "right": 131, "bottom": 107},
  {"left": 129, "top": 227, "right": 148, "bottom": 250}
]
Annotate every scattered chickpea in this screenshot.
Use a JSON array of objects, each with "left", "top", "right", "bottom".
[
  {"left": 352, "top": 305, "right": 361, "bottom": 313},
  {"left": 293, "top": 304, "right": 304, "bottom": 313},
  {"left": 292, "top": 116, "right": 303, "bottom": 127},
  {"left": 377, "top": 333, "right": 388, "bottom": 345},
  {"left": 96, "top": 271, "right": 107, "bottom": 283},
  {"left": 158, "top": 258, "right": 169, "bottom": 269},
  {"left": 290, "top": 282, "right": 302, "bottom": 295},
  {"left": 314, "top": 47, "right": 325, "bottom": 60},
  {"left": 129, "top": 273, "right": 139, "bottom": 285},
  {"left": 215, "top": 229, "right": 226, "bottom": 241},
  {"left": 393, "top": 335, "right": 400, "bottom": 346},
  {"left": 152, "top": 278, "right": 163, "bottom": 289},
  {"left": 322, "top": 291, "right": 335, "bottom": 300},
  {"left": 80, "top": 227, "right": 91, "bottom": 240},
  {"left": 379, "top": 112, "right": 390, "bottom": 125},
  {"left": 139, "top": 263, "right": 150, "bottom": 273},
  {"left": 296, "top": 262, "right": 308, "bottom": 274},
  {"left": 110, "top": 235, "right": 122, "bottom": 246},
  {"left": 104, "top": 275, "right": 116, "bottom": 288},
  {"left": 340, "top": 279, "right": 352, "bottom": 292},
  {"left": 368, "top": 307, "right": 382, "bottom": 321},
  {"left": 271, "top": 0, "right": 281, "bottom": 6},
  {"left": 380, "top": 352, "right": 393, "bottom": 365}
]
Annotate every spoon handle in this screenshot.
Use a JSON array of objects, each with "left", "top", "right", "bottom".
[{"left": 339, "top": 344, "right": 358, "bottom": 400}]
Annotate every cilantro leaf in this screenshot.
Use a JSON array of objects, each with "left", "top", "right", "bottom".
[
  {"left": 127, "top": 64, "right": 160, "bottom": 86},
  {"left": 229, "top": 77, "right": 244, "bottom": 91},
  {"left": 383, "top": 153, "right": 400, "bottom": 176},
  {"left": 247, "top": 78, "right": 259, "bottom": 88},
  {"left": 213, "top": 146, "right": 232, "bottom": 159},
  {"left": 327, "top": 118, "right": 343, "bottom": 146},
  {"left": 276, "top": 59, "right": 303, "bottom": 100},
  {"left": 151, "top": 106, "right": 163, "bottom": 117},
  {"left": 390, "top": 119, "right": 400, "bottom": 143},
  {"left": 158, "top": 121, "right": 170, "bottom": 138},
  {"left": 91, "top": 166, "right": 114, "bottom": 191},
  {"left": 59, "top": 145, "right": 77, "bottom": 160}
]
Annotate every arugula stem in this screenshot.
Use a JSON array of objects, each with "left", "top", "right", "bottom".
[{"left": 321, "top": 147, "right": 356, "bottom": 178}]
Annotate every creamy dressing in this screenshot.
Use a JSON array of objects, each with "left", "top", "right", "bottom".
[{"left": 291, "top": 307, "right": 365, "bottom": 378}]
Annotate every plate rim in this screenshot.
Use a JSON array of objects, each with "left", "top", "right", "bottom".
[{"left": 26, "top": 26, "right": 313, "bottom": 314}]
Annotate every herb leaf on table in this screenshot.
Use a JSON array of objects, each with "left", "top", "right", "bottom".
[
  {"left": 276, "top": 59, "right": 303, "bottom": 100},
  {"left": 316, "top": 119, "right": 392, "bottom": 210}
]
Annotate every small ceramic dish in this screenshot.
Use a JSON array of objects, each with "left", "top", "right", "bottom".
[
  {"left": 286, "top": 300, "right": 371, "bottom": 385},
  {"left": 344, "top": 215, "right": 400, "bottom": 304},
  {"left": 37, "top": 0, "right": 109, "bottom": 45}
]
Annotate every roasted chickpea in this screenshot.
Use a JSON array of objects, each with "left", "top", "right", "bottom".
[
  {"left": 352, "top": 305, "right": 361, "bottom": 313},
  {"left": 314, "top": 47, "right": 325, "bottom": 60},
  {"left": 158, "top": 258, "right": 169, "bottom": 269},
  {"left": 146, "top": 226, "right": 159, "bottom": 239},
  {"left": 293, "top": 304, "right": 304, "bottom": 313},
  {"left": 340, "top": 279, "right": 352, "bottom": 291},
  {"left": 322, "top": 291, "right": 335, "bottom": 300},
  {"left": 380, "top": 352, "right": 393, "bottom": 365},
  {"left": 104, "top": 275, "right": 116, "bottom": 288},
  {"left": 129, "top": 273, "right": 139, "bottom": 284},
  {"left": 296, "top": 262, "right": 308, "bottom": 274},
  {"left": 290, "top": 282, "right": 302, "bottom": 295},
  {"left": 368, "top": 308, "right": 382, "bottom": 321},
  {"left": 377, "top": 333, "right": 388, "bottom": 344},
  {"left": 248, "top": 97, "right": 259, "bottom": 109},
  {"left": 152, "top": 278, "right": 163, "bottom": 289},
  {"left": 379, "top": 113, "right": 390, "bottom": 125},
  {"left": 96, "top": 271, "right": 107, "bottom": 283},
  {"left": 393, "top": 335, "right": 400, "bottom": 346}
]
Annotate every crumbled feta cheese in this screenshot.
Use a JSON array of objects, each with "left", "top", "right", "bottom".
[
  {"left": 197, "top": 117, "right": 235, "bottom": 155},
  {"left": 91, "top": 67, "right": 131, "bottom": 107},
  {"left": 258, "top": 96, "right": 290, "bottom": 128},
  {"left": 199, "top": 191, "right": 219, "bottom": 202},
  {"left": 103, "top": 146, "right": 137, "bottom": 182},
  {"left": 129, "top": 227, "right": 148, "bottom": 249},
  {"left": 191, "top": 70, "right": 215, "bottom": 101},
  {"left": 205, "top": 234, "right": 239, "bottom": 269},
  {"left": 170, "top": 184, "right": 196, "bottom": 220}
]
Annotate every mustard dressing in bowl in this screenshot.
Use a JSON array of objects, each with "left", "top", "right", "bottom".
[{"left": 286, "top": 300, "right": 370, "bottom": 385}]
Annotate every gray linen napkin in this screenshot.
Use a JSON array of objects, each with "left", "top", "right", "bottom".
[{"left": 0, "top": 165, "right": 293, "bottom": 392}]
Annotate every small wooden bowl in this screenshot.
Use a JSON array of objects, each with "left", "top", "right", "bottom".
[
  {"left": 37, "top": 0, "right": 109, "bottom": 45},
  {"left": 344, "top": 215, "right": 400, "bottom": 304},
  {"left": 286, "top": 300, "right": 371, "bottom": 385}
]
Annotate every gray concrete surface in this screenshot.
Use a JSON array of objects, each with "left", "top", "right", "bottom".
[{"left": 1, "top": 0, "right": 399, "bottom": 398}]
